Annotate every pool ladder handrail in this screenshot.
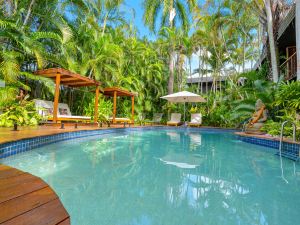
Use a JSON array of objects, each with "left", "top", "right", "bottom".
[
  {"left": 279, "top": 120, "right": 297, "bottom": 184},
  {"left": 279, "top": 120, "right": 297, "bottom": 157},
  {"left": 242, "top": 118, "right": 252, "bottom": 132}
]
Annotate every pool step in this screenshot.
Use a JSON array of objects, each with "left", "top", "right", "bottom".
[{"left": 275, "top": 151, "right": 299, "bottom": 161}]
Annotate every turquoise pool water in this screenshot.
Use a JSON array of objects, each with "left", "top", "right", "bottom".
[{"left": 2, "top": 129, "right": 300, "bottom": 225}]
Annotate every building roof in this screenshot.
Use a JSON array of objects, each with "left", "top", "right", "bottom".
[
  {"left": 278, "top": 4, "right": 295, "bottom": 39},
  {"left": 35, "top": 68, "right": 101, "bottom": 87},
  {"left": 103, "top": 87, "right": 137, "bottom": 97},
  {"left": 187, "top": 75, "right": 227, "bottom": 84}
]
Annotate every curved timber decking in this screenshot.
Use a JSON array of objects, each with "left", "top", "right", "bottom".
[{"left": 0, "top": 164, "right": 70, "bottom": 225}]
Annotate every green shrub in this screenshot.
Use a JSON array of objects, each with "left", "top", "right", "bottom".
[
  {"left": 83, "top": 97, "right": 113, "bottom": 122},
  {"left": 274, "top": 81, "right": 300, "bottom": 110},
  {"left": 261, "top": 120, "right": 300, "bottom": 140},
  {"left": 0, "top": 100, "right": 42, "bottom": 127}
]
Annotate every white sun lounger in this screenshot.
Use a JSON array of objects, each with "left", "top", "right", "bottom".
[
  {"left": 167, "top": 113, "right": 182, "bottom": 126},
  {"left": 34, "top": 99, "right": 91, "bottom": 122},
  {"left": 188, "top": 113, "right": 202, "bottom": 127},
  {"left": 109, "top": 117, "right": 131, "bottom": 123},
  {"left": 151, "top": 113, "right": 163, "bottom": 124}
]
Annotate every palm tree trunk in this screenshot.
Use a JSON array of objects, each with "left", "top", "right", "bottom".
[
  {"left": 205, "top": 52, "right": 208, "bottom": 93},
  {"left": 296, "top": 1, "right": 300, "bottom": 81},
  {"left": 22, "top": 0, "right": 36, "bottom": 29},
  {"left": 257, "top": 23, "right": 261, "bottom": 68},
  {"left": 243, "top": 34, "right": 246, "bottom": 73},
  {"left": 264, "top": 0, "right": 279, "bottom": 82},
  {"left": 4, "top": 0, "right": 13, "bottom": 16},
  {"left": 168, "top": 51, "right": 175, "bottom": 94},
  {"left": 102, "top": 12, "right": 109, "bottom": 37},
  {"left": 197, "top": 48, "right": 202, "bottom": 93},
  {"left": 168, "top": 3, "right": 175, "bottom": 94},
  {"left": 189, "top": 58, "right": 192, "bottom": 79}
]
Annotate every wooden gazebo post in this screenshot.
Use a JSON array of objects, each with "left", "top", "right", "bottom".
[
  {"left": 131, "top": 96, "right": 134, "bottom": 123},
  {"left": 94, "top": 86, "right": 99, "bottom": 123},
  {"left": 53, "top": 72, "right": 61, "bottom": 123},
  {"left": 113, "top": 91, "right": 117, "bottom": 124}
]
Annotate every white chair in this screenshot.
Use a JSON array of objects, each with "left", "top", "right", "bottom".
[
  {"left": 148, "top": 113, "right": 163, "bottom": 125},
  {"left": 108, "top": 117, "right": 131, "bottom": 124},
  {"left": 188, "top": 113, "right": 202, "bottom": 127},
  {"left": 167, "top": 113, "right": 182, "bottom": 126}
]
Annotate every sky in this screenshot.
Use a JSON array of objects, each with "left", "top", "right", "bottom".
[
  {"left": 121, "top": 0, "right": 154, "bottom": 39},
  {"left": 121, "top": 0, "right": 204, "bottom": 72},
  {"left": 122, "top": 0, "right": 206, "bottom": 39},
  {"left": 120, "top": 0, "right": 253, "bottom": 74}
]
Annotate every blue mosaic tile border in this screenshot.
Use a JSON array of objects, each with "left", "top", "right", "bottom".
[
  {"left": 0, "top": 129, "right": 120, "bottom": 159},
  {"left": 237, "top": 135, "right": 300, "bottom": 159}
]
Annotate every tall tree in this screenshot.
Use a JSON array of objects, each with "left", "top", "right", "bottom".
[
  {"left": 252, "top": 0, "right": 292, "bottom": 82},
  {"left": 143, "top": 0, "right": 197, "bottom": 94},
  {"left": 264, "top": 0, "right": 279, "bottom": 82},
  {"left": 296, "top": 0, "right": 300, "bottom": 81}
]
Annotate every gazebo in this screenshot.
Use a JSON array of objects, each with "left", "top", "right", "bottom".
[
  {"left": 103, "top": 87, "right": 137, "bottom": 124},
  {"left": 35, "top": 68, "right": 101, "bottom": 123}
]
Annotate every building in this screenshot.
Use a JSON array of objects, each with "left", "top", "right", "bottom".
[
  {"left": 187, "top": 73, "right": 227, "bottom": 93},
  {"left": 256, "top": 3, "right": 300, "bottom": 81}
]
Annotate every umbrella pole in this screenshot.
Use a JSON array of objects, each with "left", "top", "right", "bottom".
[{"left": 184, "top": 102, "right": 186, "bottom": 124}]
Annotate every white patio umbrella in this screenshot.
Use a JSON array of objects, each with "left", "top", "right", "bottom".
[{"left": 160, "top": 91, "right": 206, "bottom": 123}]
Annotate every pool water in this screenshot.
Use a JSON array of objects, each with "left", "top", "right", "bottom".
[{"left": 2, "top": 129, "right": 300, "bottom": 225}]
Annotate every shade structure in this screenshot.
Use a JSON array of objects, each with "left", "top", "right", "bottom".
[
  {"left": 35, "top": 68, "right": 101, "bottom": 123},
  {"left": 103, "top": 87, "right": 137, "bottom": 124},
  {"left": 160, "top": 91, "right": 206, "bottom": 123}
]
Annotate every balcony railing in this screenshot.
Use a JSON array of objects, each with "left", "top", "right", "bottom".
[{"left": 280, "top": 52, "right": 297, "bottom": 80}]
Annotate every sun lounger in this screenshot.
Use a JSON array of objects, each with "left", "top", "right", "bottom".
[
  {"left": 109, "top": 117, "right": 132, "bottom": 124},
  {"left": 148, "top": 113, "right": 163, "bottom": 125},
  {"left": 167, "top": 113, "right": 182, "bottom": 126},
  {"left": 34, "top": 100, "right": 91, "bottom": 122},
  {"left": 188, "top": 113, "right": 202, "bottom": 127}
]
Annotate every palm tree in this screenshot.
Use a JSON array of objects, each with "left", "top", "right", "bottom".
[
  {"left": 251, "top": 0, "right": 291, "bottom": 82},
  {"left": 296, "top": 1, "right": 300, "bottom": 81},
  {"left": 143, "top": 0, "right": 197, "bottom": 94},
  {"left": 22, "top": 0, "right": 36, "bottom": 29},
  {"left": 264, "top": 0, "right": 279, "bottom": 82},
  {"left": 183, "top": 36, "right": 194, "bottom": 79}
]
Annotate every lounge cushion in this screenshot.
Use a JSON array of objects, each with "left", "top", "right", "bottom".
[
  {"left": 168, "top": 113, "right": 181, "bottom": 123},
  {"left": 58, "top": 115, "right": 91, "bottom": 120}
]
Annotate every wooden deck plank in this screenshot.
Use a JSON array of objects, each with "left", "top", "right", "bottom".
[
  {"left": 0, "top": 166, "right": 69, "bottom": 225},
  {"left": 57, "top": 218, "right": 71, "bottom": 225},
  {"left": 1, "top": 199, "right": 69, "bottom": 225},
  {"left": 0, "top": 173, "right": 47, "bottom": 203},
  {"left": 0, "top": 187, "right": 58, "bottom": 223},
  {"left": 0, "top": 165, "right": 24, "bottom": 179}
]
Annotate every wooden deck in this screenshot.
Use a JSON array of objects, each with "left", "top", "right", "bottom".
[
  {"left": 0, "top": 164, "right": 70, "bottom": 225},
  {"left": 0, "top": 124, "right": 147, "bottom": 145}
]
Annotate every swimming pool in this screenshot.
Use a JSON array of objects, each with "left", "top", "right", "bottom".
[{"left": 2, "top": 128, "right": 300, "bottom": 225}]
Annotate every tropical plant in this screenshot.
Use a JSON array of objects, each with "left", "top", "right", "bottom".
[
  {"left": 83, "top": 97, "right": 113, "bottom": 122},
  {"left": 261, "top": 120, "right": 300, "bottom": 140},
  {"left": 143, "top": 0, "right": 197, "bottom": 94},
  {"left": 0, "top": 0, "right": 297, "bottom": 134},
  {"left": 274, "top": 81, "right": 300, "bottom": 110},
  {"left": 0, "top": 100, "right": 42, "bottom": 127}
]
